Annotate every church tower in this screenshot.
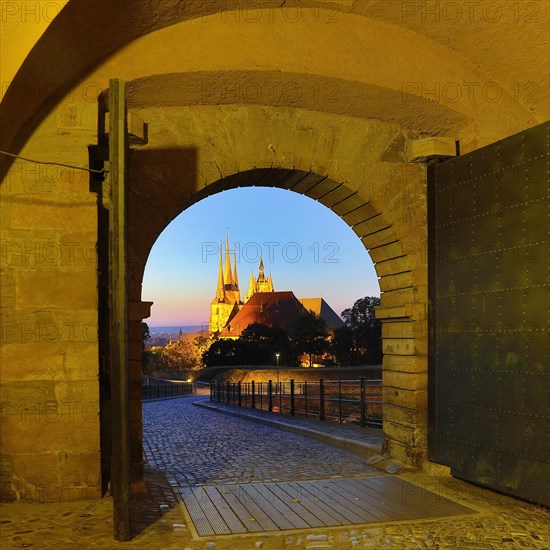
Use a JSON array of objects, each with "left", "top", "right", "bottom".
[
  {"left": 210, "top": 234, "right": 241, "bottom": 335},
  {"left": 244, "top": 257, "right": 275, "bottom": 302}
]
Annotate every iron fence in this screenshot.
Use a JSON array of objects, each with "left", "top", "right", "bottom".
[
  {"left": 210, "top": 378, "right": 383, "bottom": 428},
  {"left": 142, "top": 376, "right": 196, "bottom": 400}
]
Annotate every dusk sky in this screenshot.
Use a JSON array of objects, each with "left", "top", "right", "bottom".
[{"left": 142, "top": 187, "right": 380, "bottom": 327}]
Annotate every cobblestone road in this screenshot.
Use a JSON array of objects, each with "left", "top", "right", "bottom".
[
  {"left": 2, "top": 395, "right": 549, "bottom": 549},
  {"left": 142, "top": 396, "right": 379, "bottom": 488}
]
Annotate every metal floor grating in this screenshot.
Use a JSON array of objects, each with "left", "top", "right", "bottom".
[{"left": 180, "top": 475, "right": 479, "bottom": 536}]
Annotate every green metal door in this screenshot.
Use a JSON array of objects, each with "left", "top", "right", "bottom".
[{"left": 428, "top": 121, "right": 549, "bottom": 506}]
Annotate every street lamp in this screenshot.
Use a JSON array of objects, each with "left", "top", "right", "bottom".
[{"left": 275, "top": 352, "right": 280, "bottom": 386}]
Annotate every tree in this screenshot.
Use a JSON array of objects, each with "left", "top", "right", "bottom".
[
  {"left": 141, "top": 322, "right": 150, "bottom": 344},
  {"left": 202, "top": 338, "right": 246, "bottom": 367},
  {"left": 331, "top": 325, "right": 358, "bottom": 366},
  {"left": 141, "top": 322, "right": 152, "bottom": 373},
  {"left": 239, "top": 323, "right": 291, "bottom": 365},
  {"left": 341, "top": 296, "right": 382, "bottom": 364},
  {"left": 160, "top": 338, "right": 204, "bottom": 370},
  {"left": 292, "top": 311, "right": 328, "bottom": 367},
  {"left": 143, "top": 332, "right": 212, "bottom": 374}
]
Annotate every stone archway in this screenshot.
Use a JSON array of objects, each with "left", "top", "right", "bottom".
[
  {"left": 1, "top": 0, "right": 546, "bottom": 505},
  {"left": 119, "top": 103, "right": 429, "bottom": 483}
]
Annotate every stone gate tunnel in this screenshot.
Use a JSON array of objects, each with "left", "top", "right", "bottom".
[{"left": 0, "top": 0, "right": 548, "bottom": 542}]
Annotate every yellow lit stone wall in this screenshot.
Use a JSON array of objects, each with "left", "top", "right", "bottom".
[{"left": 0, "top": 96, "right": 100, "bottom": 502}]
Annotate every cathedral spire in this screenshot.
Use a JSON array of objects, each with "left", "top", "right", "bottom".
[
  {"left": 233, "top": 248, "right": 239, "bottom": 290},
  {"left": 215, "top": 244, "right": 225, "bottom": 301},
  {"left": 257, "top": 257, "right": 266, "bottom": 282},
  {"left": 224, "top": 231, "right": 233, "bottom": 286},
  {"left": 246, "top": 270, "right": 256, "bottom": 303}
]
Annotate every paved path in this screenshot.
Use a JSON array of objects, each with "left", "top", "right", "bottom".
[
  {"left": 142, "top": 396, "right": 380, "bottom": 488},
  {"left": 2, "top": 395, "right": 549, "bottom": 549}
]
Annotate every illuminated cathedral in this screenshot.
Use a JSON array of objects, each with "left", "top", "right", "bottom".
[{"left": 210, "top": 235, "right": 343, "bottom": 338}]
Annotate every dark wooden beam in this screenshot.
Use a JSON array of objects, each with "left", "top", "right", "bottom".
[{"left": 108, "top": 78, "right": 132, "bottom": 542}]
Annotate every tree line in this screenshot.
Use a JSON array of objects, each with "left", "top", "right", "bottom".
[{"left": 143, "top": 296, "right": 382, "bottom": 371}]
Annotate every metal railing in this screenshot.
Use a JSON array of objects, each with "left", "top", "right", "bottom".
[
  {"left": 210, "top": 378, "right": 383, "bottom": 428},
  {"left": 142, "top": 376, "right": 196, "bottom": 400}
]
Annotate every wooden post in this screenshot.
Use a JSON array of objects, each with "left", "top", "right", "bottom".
[
  {"left": 290, "top": 379, "right": 295, "bottom": 416},
  {"left": 268, "top": 380, "right": 273, "bottom": 412},
  {"left": 304, "top": 381, "right": 308, "bottom": 417},
  {"left": 108, "top": 78, "right": 131, "bottom": 542},
  {"left": 238, "top": 381, "right": 242, "bottom": 407},
  {"left": 251, "top": 381, "right": 256, "bottom": 409}
]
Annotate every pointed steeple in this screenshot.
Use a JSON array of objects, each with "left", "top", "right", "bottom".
[
  {"left": 215, "top": 244, "right": 225, "bottom": 302},
  {"left": 257, "top": 257, "right": 266, "bottom": 282},
  {"left": 246, "top": 270, "right": 256, "bottom": 303},
  {"left": 233, "top": 248, "right": 239, "bottom": 289},
  {"left": 268, "top": 273, "right": 274, "bottom": 292},
  {"left": 224, "top": 231, "right": 233, "bottom": 286}
]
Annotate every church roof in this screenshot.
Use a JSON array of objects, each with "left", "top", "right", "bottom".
[
  {"left": 299, "top": 298, "right": 344, "bottom": 329},
  {"left": 220, "top": 291, "right": 307, "bottom": 337}
]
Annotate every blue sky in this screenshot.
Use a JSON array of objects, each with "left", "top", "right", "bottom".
[{"left": 142, "top": 187, "right": 380, "bottom": 327}]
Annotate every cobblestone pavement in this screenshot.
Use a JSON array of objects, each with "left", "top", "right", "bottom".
[
  {"left": 142, "top": 396, "right": 380, "bottom": 488},
  {"left": 1, "top": 395, "right": 549, "bottom": 549}
]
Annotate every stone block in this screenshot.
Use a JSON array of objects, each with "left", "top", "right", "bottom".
[
  {"left": 12, "top": 453, "right": 59, "bottom": 487},
  {"left": 378, "top": 271, "right": 415, "bottom": 292},
  {"left": 384, "top": 420, "right": 426, "bottom": 448},
  {"left": 0, "top": 343, "right": 65, "bottom": 381},
  {"left": 368, "top": 241, "right": 403, "bottom": 263},
  {"left": 0, "top": 380, "right": 57, "bottom": 407},
  {"left": 317, "top": 185, "right": 357, "bottom": 208},
  {"left": 58, "top": 231, "right": 97, "bottom": 268},
  {"left": 382, "top": 337, "right": 415, "bottom": 355},
  {"left": 0, "top": 341, "right": 98, "bottom": 382},
  {"left": 384, "top": 387, "right": 427, "bottom": 409},
  {"left": 383, "top": 438, "right": 426, "bottom": 467},
  {"left": 383, "top": 354, "right": 427, "bottom": 373},
  {"left": 384, "top": 402, "right": 428, "bottom": 427},
  {"left": 62, "top": 343, "right": 99, "bottom": 380},
  {"left": 129, "top": 300, "right": 153, "bottom": 321},
  {"left": 362, "top": 226, "right": 398, "bottom": 250},
  {"left": 0, "top": 411, "right": 99, "bottom": 454},
  {"left": 16, "top": 270, "right": 97, "bottom": 309},
  {"left": 383, "top": 370, "right": 428, "bottom": 391},
  {"left": 407, "top": 136, "right": 456, "bottom": 162},
  {"left": 10, "top": 195, "right": 96, "bottom": 230},
  {"left": 352, "top": 215, "right": 391, "bottom": 238},
  {"left": 59, "top": 452, "right": 101, "bottom": 486},
  {"left": 374, "top": 255, "right": 418, "bottom": 278},
  {"left": 54, "top": 380, "right": 99, "bottom": 407},
  {"left": 0, "top": 309, "right": 57, "bottom": 343},
  {"left": 378, "top": 301, "right": 427, "bottom": 320},
  {"left": 382, "top": 321, "right": 415, "bottom": 339}
]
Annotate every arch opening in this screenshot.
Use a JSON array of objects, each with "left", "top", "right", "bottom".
[{"left": 113, "top": 162, "right": 428, "bottom": 492}]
